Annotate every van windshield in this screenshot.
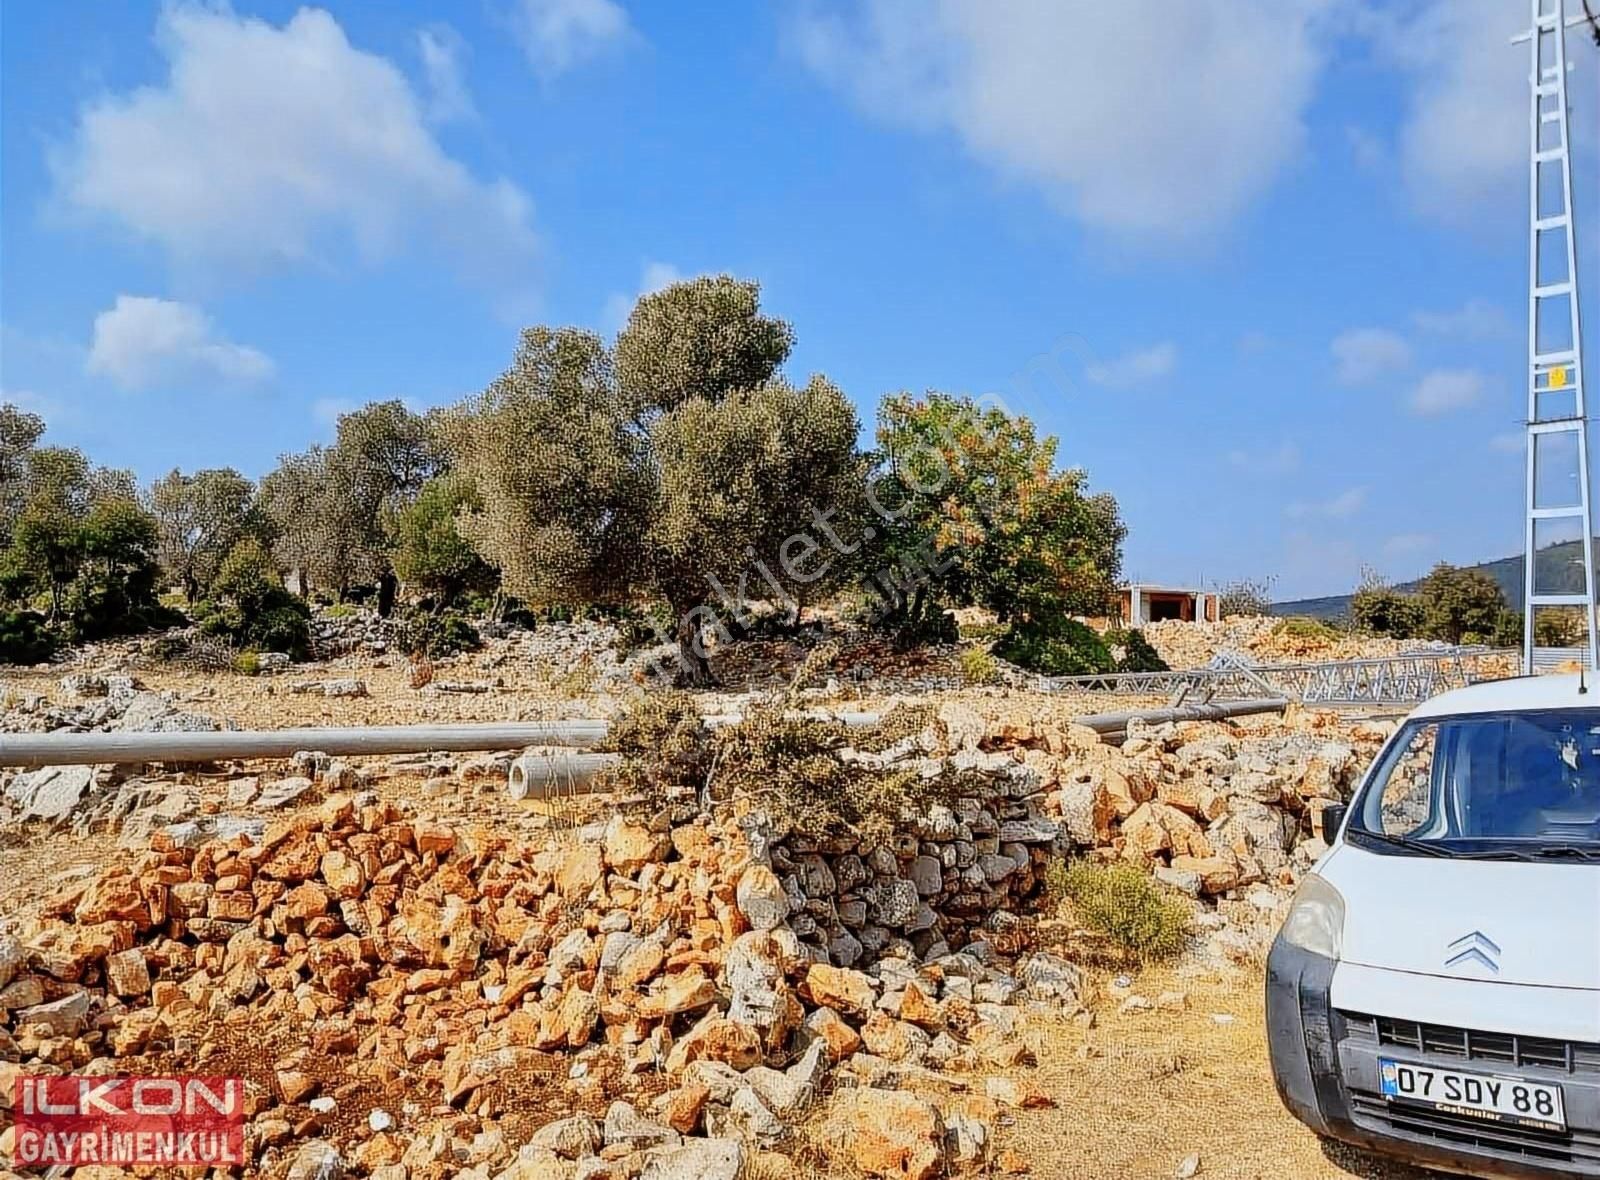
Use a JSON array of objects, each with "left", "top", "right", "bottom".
[{"left": 1348, "top": 708, "right": 1600, "bottom": 860}]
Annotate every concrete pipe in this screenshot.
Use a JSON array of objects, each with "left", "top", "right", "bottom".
[
  {"left": 1072, "top": 697, "right": 1290, "bottom": 738},
  {"left": 0, "top": 720, "right": 612, "bottom": 770},
  {"left": 507, "top": 752, "right": 622, "bottom": 800}
]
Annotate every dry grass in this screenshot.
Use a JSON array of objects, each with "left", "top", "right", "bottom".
[{"left": 999, "top": 963, "right": 1436, "bottom": 1180}]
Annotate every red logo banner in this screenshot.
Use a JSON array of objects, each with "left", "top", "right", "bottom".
[{"left": 10, "top": 1075, "right": 245, "bottom": 1168}]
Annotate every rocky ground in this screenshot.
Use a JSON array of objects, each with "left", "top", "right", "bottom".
[
  {"left": 1141, "top": 616, "right": 1507, "bottom": 670},
  {"left": 0, "top": 617, "right": 1434, "bottom": 1179}
]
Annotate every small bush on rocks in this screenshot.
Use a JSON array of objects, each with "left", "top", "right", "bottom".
[
  {"left": 396, "top": 609, "right": 482, "bottom": 658},
  {"left": 232, "top": 651, "right": 261, "bottom": 676},
  {"left": 959, "top": 646, "right": 999, "bottom": 685},
  {"left": 611, "top": 604, "right": 673, "bottom": 654},
  {"left": 1272, "top": 616, "right": 1339, "bottom": 642},
  {"left": 1104, "top": 628, "right": 1168, "bottom": 673},
  {"left": 599, "top": 691, "right": 972, "bottom": 852},
  {"left": 596, "top": 690, "right": 711, "bottom": 803},
  {"left": 1054, "top": 860, "right": 1191, "bottom": 963},
  {"left": 994, "top": 617, "right": 1113, "bottom": 676}
]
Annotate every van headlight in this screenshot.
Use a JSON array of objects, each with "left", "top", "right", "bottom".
[{"left": 1279, "top": 873, "right": 1346, "bottom": 960}]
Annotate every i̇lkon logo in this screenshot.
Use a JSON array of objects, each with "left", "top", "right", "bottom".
[{"left": 10, "top": 1075, "right": 245, "bottom": 1168}]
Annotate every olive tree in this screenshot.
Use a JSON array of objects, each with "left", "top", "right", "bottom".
[
  {"left": 148, "top": 467, "right": 264, "bottom": 600},
  {"left": 259, "top": 400, "right": 446, "bottom": 603},
  {"left": 450, "top": 275, "right": 865, "bottom": 683},
  {"left": 0, "top": 404, "right": 46, "bottom": 548}
]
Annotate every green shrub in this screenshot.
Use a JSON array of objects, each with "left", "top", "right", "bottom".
[
  {"left": 1053, "top": 859, "right": 1192, "bottom": 962},
  {"left": 875, "top": 601, "right": 959, "bottom": 650},
  {"left": 0, "top": 610, "right": 58, "bottom": 665},
  {"left": 232, "top": 651, "right": 262, "bottom": 676},
  {"left": 1272, "top": 616, "right": 1339, "bottom": 642},
  {"left": 994, "top": 617, "right": 1113, "bottom": 676},
  {"left": 323, "top": 602, "right": 360, "bottom": 619},
  {"left": 1350, "top": 587, "right": 1424, "bottom": 638},
  {"left": 1529, "top": 608, "right": 1583, "bottom": 648},
  {"left": 612, "top": 604, "right": 672, "bottom": 654},
  {"left": 1104, "top": 628, "right": 1168, "bottom": 673},
  {"left": 959, "top": 620, "right": 1006, "bottom": 642},
  {"left": 959, "top": 646, "right": 1000, "bottom": 685},
  {"left": 397, "top": 609, "right": 482, "bottom": 657},
  {"left": 192, "top": 538, "right": 312, "bottom": 658}
]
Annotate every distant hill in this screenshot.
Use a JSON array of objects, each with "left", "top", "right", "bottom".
[{"left": 1272, "top": 541, "right": 1587, "bottom": 620}]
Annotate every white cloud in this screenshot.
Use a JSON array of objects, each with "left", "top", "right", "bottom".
[
  {"left": 1410, "top": 368, "right": 1487, "bottom": 416},
  {"left": 512, "top": 0, "right": 632, "bottom": 77},
  {"left": 1331, "top": 327, "right": 1410, "bottom": 386},
  {"left": 53, "top": 6, "right": 536, "bottom": 291},
  {"left": 418, "top": 25, "right": 475, "bottom": 124},
  {"left": 1412, "top": 299, "right": 1513, "bottom": 339},
  {"left": 1227, "top": 441, "right": 1301, "bottom": 476},
  {"left": 1364, "top": 0, "right": 1545, "bottom": 223},
  {"left": 86, "top": 296, "right": 273, "bottom": 391},
  {"left": 1286, "top": 486, "right": 1367, "bottom": 521},
  {"left": 1086, "top": 342, "right": 1177, "bottom": 388},
  {"left": 604, "top": 260, "right": 687, "bottom": 334},
  {"left": 790, "top": 0, "right": 1339, "bottom": 240}
]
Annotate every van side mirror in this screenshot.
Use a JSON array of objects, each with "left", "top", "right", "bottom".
[{"left": 1320, "top": 802, "right": 1347, "bottom": 839}]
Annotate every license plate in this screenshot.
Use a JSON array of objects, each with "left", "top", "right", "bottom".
[{"left": 1379, "top": 1058, "right": 1566, "bottom": 1131}]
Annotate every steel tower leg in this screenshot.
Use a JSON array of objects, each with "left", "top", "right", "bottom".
[{"left": 1518, "top": 0, "right": 1597, "bottom": 672}]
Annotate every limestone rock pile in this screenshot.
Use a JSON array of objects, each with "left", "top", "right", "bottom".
[
  {"left": 311, "top": 609, "right": 404, "bottom": 660},
  {"left": 1143, "top": 617, "right": 1418, "bottom": 668},
  {"left": 929, "top": 698, "right": 1388, "bottom": 899},
  {"left": 0, "top": 770, "right": 1075, "bottom": 1179}
]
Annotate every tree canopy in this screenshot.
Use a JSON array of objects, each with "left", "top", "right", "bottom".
[
  {"left": 450, "top": 276, "right": 864, "bottom": 681},
  {"left": 870, "top": 392, "right": 1125, "bottom": 646},
  {"left": 148, "top": 467, "right": 265, "bottom": 600}
]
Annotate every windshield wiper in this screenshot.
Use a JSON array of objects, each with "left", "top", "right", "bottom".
[
  {"left": 1347, "top": 830, "right": 1455, "bottom": 857},
  {"left": 1416, "top": 843, "right": 1600, "bottom": 862},
  {"left": 1525, "top": 845, "right": 1600, "bottom": 862}
]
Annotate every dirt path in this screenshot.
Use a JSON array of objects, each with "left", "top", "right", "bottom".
[{"left": 1005, "top": 964, "right": 1438, "bottom": 1180}]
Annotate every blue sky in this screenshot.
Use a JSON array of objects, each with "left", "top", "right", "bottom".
[{"left": 2, "top": 0, "right": 1597, "bottom": 599}]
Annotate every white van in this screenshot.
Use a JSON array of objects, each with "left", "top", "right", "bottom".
[{"left": 1267, "top": 673, "right": 1600, "bottom": 1178}]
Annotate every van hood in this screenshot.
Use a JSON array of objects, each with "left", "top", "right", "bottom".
[{"left": 1319, "top": 844, "right": 1600, "bottom": 990}]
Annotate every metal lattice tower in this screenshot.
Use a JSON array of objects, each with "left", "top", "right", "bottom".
[{"left": 1516, "top": 1, "right": 1597, "bottom": 672}]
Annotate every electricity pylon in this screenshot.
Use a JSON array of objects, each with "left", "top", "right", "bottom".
[{"left": 1514, "top": 0, "right": 1597, "bottom": 671}]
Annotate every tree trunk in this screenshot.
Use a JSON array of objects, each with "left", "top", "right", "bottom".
[{"left": 674, "top": 609, "right": 715, "bottom": 687}]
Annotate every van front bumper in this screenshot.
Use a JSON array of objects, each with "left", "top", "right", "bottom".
[{"left": 1266, "top": 937, "right": 1600, "bottom": 1178}]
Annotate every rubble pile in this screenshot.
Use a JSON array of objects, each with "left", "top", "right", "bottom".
[
  {"left": 479, "top": 620, "right": 669, "bottom": 691},
  {"left": 1143, "top": 616, "right": 1420, "bottom": 668},
  {"left": 926, "top": 698, "right": 1387, "bottom": 899},
  {"left": 0, "top": 678, "right": 1394, "bottom": 1178},
  {"left": 0, "top": 755, "right": 1080, "bottom": 1179},
  {"left": 311, "top": 610, "right": 405, "bottom": 660}
]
